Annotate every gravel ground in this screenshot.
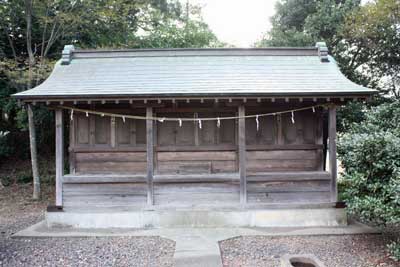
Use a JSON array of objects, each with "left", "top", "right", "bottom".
[
  {"left": 219, "top": 235, "right": 400, "bottom": 267},
  {"left": 0, "top": 184, "right": 175, "bottom": 267}
]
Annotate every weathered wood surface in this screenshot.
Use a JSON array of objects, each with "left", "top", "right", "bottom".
[
  {"left": 74, "top": 152, "right": 147, "bottom": 173},
  {"left": 247, "top": 171, "right": 331, "bottom": 182},
  {"left": 248, "top": 191, "right": 331, "bottom": 204},
  {"left": 63, "top": 183, "right": 147, "bottom": 208},
  {"left": 63, "top": 174, "right": 147, "bottom": 183},
  {"left": 329, "top": 105, "right": 338, "bottom": 202},
  {"left": 156, "top": 151, "right": 237, "bottom": 174},
  {"left": 62, "top": 171, "right": 330, "bottom": 184},
  {"left": 154, "top": 182, "right": 239, "bottom": 205},
  {"left": 55, "top": 109, "right": 64, "bottom": 206},
  {"left": 238, "top": 105, "right": 247, "bottom": 204},
  {"left": 146, "top": 107, "right": 154, "bottom": 205}
]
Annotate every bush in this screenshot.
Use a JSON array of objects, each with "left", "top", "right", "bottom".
[
  {"left": 388, "top": 241, "right": 400, "bottom": 261},
  {"left": 338, "top": 101, "right": 400, "bottom": 259}
]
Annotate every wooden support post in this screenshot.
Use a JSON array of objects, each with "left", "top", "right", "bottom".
[
  {"left": 69, "top": 115, "right": 76, "bottom": 174},
  {"left": 328, "top": 105, "right": 337, "bottom": 202},
  {"left": 55, "top": 109, "right": 64, "bottom": 206},
  {"left": 27, "top": 104, "right": 40, "bottom": 200},
  {"left": 146, "top": 107, "right": 154, "bottom": 205},
  {"left": 238, "top": 105, "right": 247, "bottom": 204},
  {"left": 110, "top": 116, "right": 116, "bottom": 148}
]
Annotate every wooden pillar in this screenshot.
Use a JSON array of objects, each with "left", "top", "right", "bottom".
[
  {"left": 238, "top": 105, "right": 247, "bottom": 204},
  {"left": 27, "top": 104, "right": 40, "bottom": 199},
  {"left": 55, "top": 109, "right": 64, "bottom": 206},
  {"left": 328, "top": 105, "right": 337, "bottom": 202},
  {"left": 110, "top": 116, "right": 116, "bottom": 148},
  {"left": 146, "top": 107, "right": 154, "bottom": 205},
  {"left": 69, "top": 116, "right": 76, "bottom": 174}
]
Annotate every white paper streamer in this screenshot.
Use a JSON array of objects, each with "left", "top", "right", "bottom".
[
  {"left": 256, "top": 115, "right": 260, "bottom": 131},
  {"left": 291, "top": 111, "right": 295, "bottom": 124},
  {"left": 217, "top": 118, "right": 221, "bottom": 128},
  {"left": 312, "top": 107, "right": 315, "bottom": 113},
  {"left": 159, "top": 117, "right": 165, "bottom": 123},
  {"left": 198, "top": 119, "right": 202, "bottom": 129},
  {"left": 86, "top": 111, "right": 89, "bottom": 117},
  {"left": 70, "top": 109, "right": 74, "bottom": 121},
  {"left": 179, "top": 119, "right": 182, "bottom": 127},
  {"left": 122, "top": 116, "right": 126, "bottom": 123}
]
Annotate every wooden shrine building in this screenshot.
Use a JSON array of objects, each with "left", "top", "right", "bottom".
[{"left": 14, "top": 43, "right": 376, "bottom": 227}]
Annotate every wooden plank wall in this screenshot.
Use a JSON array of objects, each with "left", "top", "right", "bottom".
[
  {"left": 156, "top": 151, "right": 237, "bottom": 174},
  {"left": 63, "top": 182, "right": 147, "bottom": 208},
  {"left": 247, "top": 175, "right": 331, "bottom": 204},
  {"left": 71, "top": 108, "right": 323, "bottom": 174},
  {"left": 74, "top": 152, "right": 147, "bottom": 174},
  {"left": 153, "top": 182, "right": 240, "bottom": 206},
  {"left": 65, "top": 104, "right": 330, "bottom": 207}
]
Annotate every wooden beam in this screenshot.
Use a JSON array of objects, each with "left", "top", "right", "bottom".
[
  {"left": 238, "top": 105, "right": 247, "bottom": 204},
  {"left": 328, "top": 105, "right": 337, "bottom": 202},
  {"left": 69, "top": 115, "right": 76, "bottom": 174},
  {"left": 146, "top": 107, "right": 154, "bottom": 205},
  {"left": 55, "top": 109, "right": 64, "bottom": 206},
  {"left": 110, "top": 116, "right": 116, "bottom": 148}
]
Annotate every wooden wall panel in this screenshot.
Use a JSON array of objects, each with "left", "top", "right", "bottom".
[
  {"left": 76, "top": 115, "right": 90, "bottom": 145},
  {"left": 219, "top": 119, "right": 235, "bottom": 144},
  {"left": 282, "top": 113, "right": 297, "bottom": 144},
  {"left": 136, "top": 120, "right": 147, "bottom": 144},
  {"left": 63, "top": 183, "right": 147, "bottom": 208},
  {"left": 116, "top": 119, "right": 131, "bottom": 145},
  {"left": 176, "top": 120, "right": 195, "bottom": 145},
  {"left": 94, "top": 116, "right": 110, "bottom": 145},
  {"left": 74, "top": 152, "right": 147, "bottom": 174},
  {"left": 247, "top": 178, "right": 331, "bottom": 204},
  {"left": 154, "top": 182, "right": 239, "bottom": 205},
  {"left": 246, "top": 150, "right": 319, "bottom": 172},
  {"left": 157, "top": 151, "right": 237, "bottom": 174},
  {"left": 246, "top": 116, "right": 276, "bottom": 145}
]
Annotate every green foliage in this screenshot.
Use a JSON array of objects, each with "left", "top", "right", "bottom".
[
  {"left": 388, "top": 241, "right": 400, "bottom": 261},
  {"left": 256, "top": 0, "right": 399, "bottom": 96},
  {"left": 342, "top": 0, "right": 400, "bottom": 97},
  {"left": 338, "top": 101, "right": 400, "bottom": 226},
  {"left": 0, "top": 0, "right": 220, "bottom": 162}
]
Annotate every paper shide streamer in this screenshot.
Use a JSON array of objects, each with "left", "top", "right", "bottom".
[{"left": 256, "top": 115, "right": 260, "bottom": 131}]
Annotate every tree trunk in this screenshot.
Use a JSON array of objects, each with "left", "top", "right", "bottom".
[
  {"left": 27, "top": 104, "right": 40, "bottom": 200},
  {"left": 25, "top": 0, "right": 40, "bottom": 199}
]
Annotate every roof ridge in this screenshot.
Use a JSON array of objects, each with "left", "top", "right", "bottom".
[{"left": 59, "top": 45, "right": 322, "bottom": 64}]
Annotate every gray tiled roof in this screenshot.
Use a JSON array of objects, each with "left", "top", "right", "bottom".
[{"left": 14, "top": 45, "right": 375, "bottom": 100}]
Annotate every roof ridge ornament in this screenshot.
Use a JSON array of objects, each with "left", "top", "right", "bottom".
[
  {"left": 61, "top": 45, "right": 75, "bottom": 65},
  {"left": 315, "top": 42, "right": 329, "bottom": 63}
]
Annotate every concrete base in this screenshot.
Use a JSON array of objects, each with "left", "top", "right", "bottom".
[{"left": 46, "top": 208, "right": 347, "bottom": 229}]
